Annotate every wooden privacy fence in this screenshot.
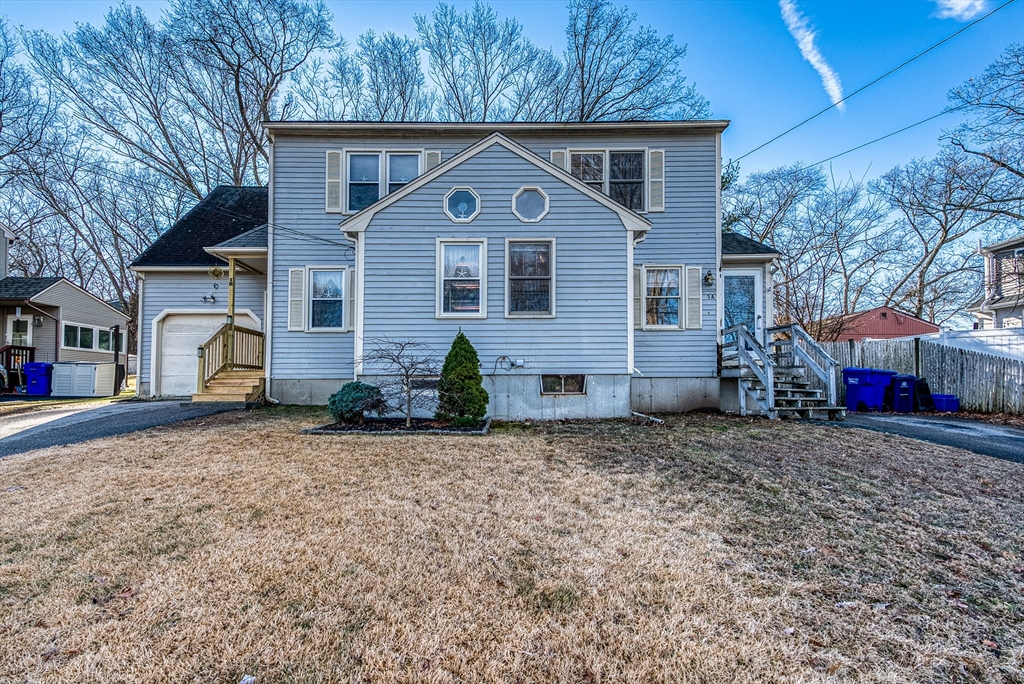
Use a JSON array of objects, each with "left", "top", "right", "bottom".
[{"left": 818, "top": 339, "right": 1024, "bottom": 415}]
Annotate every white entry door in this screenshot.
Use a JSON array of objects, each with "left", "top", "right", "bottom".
[
  {"left": 723, "top": 269, "right": 764, "bottom": 345},
  {"left": 5, "top": 315, "right": 32, "bottom": 347},
  {"left": 157, "top": 312, "right": 259, "bottom": 396}
]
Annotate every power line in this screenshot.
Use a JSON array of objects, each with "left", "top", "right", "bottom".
[
  {"left": 801, "top": 78, "right": 1017, "bottom": 169},
  {"left": 735, "top": 0, "right": 1018, "bottom": 162}
]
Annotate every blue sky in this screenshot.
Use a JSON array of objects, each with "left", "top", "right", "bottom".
[{"left": 2, "top": 0, "right": 1022, "bottom": 182}]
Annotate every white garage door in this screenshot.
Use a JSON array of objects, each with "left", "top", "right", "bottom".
[{"left": 158, "top": 313, "right": 260, "bottom": 396}]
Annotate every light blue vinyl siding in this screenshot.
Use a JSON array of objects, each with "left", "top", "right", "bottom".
[
  {"left": 137, "top": 271, "right": 265, "bottom": 384},
  {"left": 269, "top": 129, "right": 721, "bottom": 381},
  {"left": 633, "top": 134, "right": 719, "bottom": 377},
  {"left": 362, "top": 145, "right": 628, "bottom": 374},
  {"left": 270, "top": 140, "right": 356, "bottom": 381}
]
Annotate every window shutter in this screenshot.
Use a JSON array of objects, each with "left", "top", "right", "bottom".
[
  {"left": 288, "top": 268, "right": 305, "bottom": 331},
  {"left": 326, "top": 151, "right": 342, "bottom": 211},
  {"left": 685, "top": 266, "right": 702, "bottom": 330},
  {"left": 550, "top": 149, "right": 567, "bottom": 171},
  {"left": 633, "top": 266, "right": 643, "bottom": 330},
  {"left": 425, "top": 150, "right": 441, "bottom": 171},
  {"left": 348, "top": 268, "right": 356, "bottom": 331},
  {"left": 648, "top": 149, "right": 665, "bottom": 212}
]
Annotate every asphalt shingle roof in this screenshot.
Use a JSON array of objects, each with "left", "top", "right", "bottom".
[
  {"left": 131, "top": 186, "right": 267, "bottom": 268},
  {"left": 722, "top": 232, "right": 779, "bottom": 256},
  {"left": 211, "top": 224, "right": 268, "bottom": 250},
  {"left": 0, "top": 277, "right": 62, "bottom": 300}
]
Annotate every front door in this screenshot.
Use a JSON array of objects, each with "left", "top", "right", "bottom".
[
  {"left": 723, "top": 269, "right": 764, "bottom": 345},
  {"left": 5, "top": 315, "right": 32, "bottom": 347}
]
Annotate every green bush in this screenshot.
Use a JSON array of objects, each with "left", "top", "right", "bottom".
[
  {"left": 435, "top": 331, "right": 489, "bottom": 427},
  {"left": 328, "top": 381, "right": 387, "bottom": 425}
]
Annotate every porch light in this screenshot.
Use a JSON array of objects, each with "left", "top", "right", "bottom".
[
  {"left": 197, "top": 346, "right": 204, "bottom": 359},
  {"left": 703, "top": 270, "right": 715, "bottom": 287}
]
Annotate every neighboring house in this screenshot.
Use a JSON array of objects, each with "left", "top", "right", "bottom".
[
  {"left": 0, "top": 276, "right": 130, "bottom": 392},
  {"left": 969, "top": 234, "right": 1024, "bottom": 329},
  {"left": 133, "top": 121, "right": 789, "bottom": 419},
  {"left": 817, "top": 305, "right": 941, "bottom": 341}
]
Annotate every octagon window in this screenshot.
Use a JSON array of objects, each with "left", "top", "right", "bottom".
[
  {"left": 445, "top": 188, "right": 480, "bottom": 222},
  {"left": 512, "top": 187, "right": 549, "bottom": 222}
]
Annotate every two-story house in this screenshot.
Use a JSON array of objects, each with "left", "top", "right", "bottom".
[
  {"left": 970, "top": 234, "right": 1024, "bottom": 330},
  {"left": 132, "top": 121, "right": 782, "bottom": 419}
]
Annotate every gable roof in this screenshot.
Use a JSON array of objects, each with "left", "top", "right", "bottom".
[
  {"left": 131, "top": 186, "right": 267, "bottom": 269},
  {"left": 722, "top": 232, "right": 779, "bottom": 256},
  {"left": 0, "top": 276, "right": 62, "bottom": 299},
  {"left": 339, "top": 132, "right": 652, "bottom": 235}
]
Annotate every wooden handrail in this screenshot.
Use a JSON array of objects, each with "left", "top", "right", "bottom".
[
  {"left": 196, "top": 324, "right": 264, "bottom": 393},
  {"left": 723, "top": 325, "right": 775, "bottom": 415},
  {"left": 767, "top": 324, "right": 839, "bottom": 407}
]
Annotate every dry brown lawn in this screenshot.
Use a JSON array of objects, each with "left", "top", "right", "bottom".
[{"left": 0, "top": 408, "right": 1022, "bottom": 683}]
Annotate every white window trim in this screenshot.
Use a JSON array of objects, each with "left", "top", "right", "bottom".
[
  {"left": 443, "top": 187, "right": 482, "bottom": 223},
  {"left": 305, "top": 265, "right": 349, "bottom": 333},
  {"left": 327, "top": 148, "right": 425, "bottom": 215},
  {"left": 505, "top": 238, "right": 556, "bottom": 319},
  {"left": 511, "top": 186, "right": 550, "bottom": 223},
  {"left": 436, "top": 238, "right": 488, "bottom": 319},
  {"left": 640, "top": 265, "right": 685, "bottom": 330},
  {"left": 567, "top": 147, "right": 648, "bottom": 213},
  {"left": 61, "top": 321, "right": 127, "bottom": 352}
]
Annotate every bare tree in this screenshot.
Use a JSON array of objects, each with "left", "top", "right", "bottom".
[
  {"left": 560, "top": 0, "right": 709, "bottom": 122},
  {"left": 360, "top": 338, "right": 440, "bottom": 427},
  {"left": 0, "top": 19, "right": 54, "bottom": 187},
  {"left": 292, "top": 51, "right": 364, "bottom": 121},
  {"left": 416, "top": 1, "right": 555, "bottom": 122},
  {"left": 168, "top": 0, "right": 335, "bottom": 181},
  {"left": 356, "top": 31, "right": 434, "bottom": 122},
  {"left": 872, "top": 148, "right": 1005, "bottom": 323}
]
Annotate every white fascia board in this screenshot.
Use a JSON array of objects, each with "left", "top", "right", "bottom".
[{"left": 338, "top": 132, "right": 653, "bottom": 236}]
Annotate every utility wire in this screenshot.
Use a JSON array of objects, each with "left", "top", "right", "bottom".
[
  {"left": 800, "top": 78, "right": 1018, "bottom": 169},
  {"left": 735, "top": 0, "right": 1018, "bottom": 162}
]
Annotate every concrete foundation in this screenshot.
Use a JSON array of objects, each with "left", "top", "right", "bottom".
[
  {"left": 487, "top": 374, "right": 631, "bottom": 420},
  {"left": 719, "top": 377, "right": 741, "bottom": 414},
  {"left": 630, "top": 377, "right": 720, "bottom": 413},
  {"left": 271, "top": 378, "right": 349, "bottom": 406}
]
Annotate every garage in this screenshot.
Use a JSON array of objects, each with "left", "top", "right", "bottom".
[{"left": 156, "top": 312, "right": 260, "bottom": 396}]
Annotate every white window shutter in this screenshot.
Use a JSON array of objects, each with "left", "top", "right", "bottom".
[
  {"left": 648, "top": 149, "right": 665, "bottom": 212},
  {"left": 425, "top": 150, "right": 441, "bottom": 171},
  {"left": 550, "top": 149, "right": 567, "bottom": 171},
  {"left": 633, "top": 266, "right": 643, "bottom": 330},
  {"left": 326, "top": 151, "right": 342, "bottom": 211},
  {"left": 685, "top": 266, "right": 702, "bottom": 329},
  {"left": 348, "top": 268, "right": 356, "bottom": 331},
  {"left": 288, "top": 268, "right": 305, "bottom": 331}
]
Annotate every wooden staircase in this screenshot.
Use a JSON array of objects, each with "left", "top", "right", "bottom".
[
  {"left": 723, "top": 324, "right": 845, "bottom": 421},
  {"left": 192, "top": 369, "right": 265, "bottom": 404},
  {"left": 192, "top": 324, "right": 265, "bottom": 405}
]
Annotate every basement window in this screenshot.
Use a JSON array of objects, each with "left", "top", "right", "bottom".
[{"left": 541, "top": 374, "right": 586, "bottom": 395}]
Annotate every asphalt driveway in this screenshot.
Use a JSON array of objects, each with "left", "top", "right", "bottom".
[
  {"left": 838, "top": 413, "right": 1024, "bottom": 464},
  {"left": 0, "top": 400, "right": 237, "bottom": 458}
]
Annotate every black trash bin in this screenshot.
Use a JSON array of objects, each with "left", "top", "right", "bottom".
[{"left": 891, "top": 374, "right": 917, "bottom": 413}]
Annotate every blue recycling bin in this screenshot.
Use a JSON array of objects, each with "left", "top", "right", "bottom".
[
  {"left": 842, "top": 367, "right": 896, "bottom": 412},
  {"left": 23, "top": 362, "right": 53, "bottom": 396},
  {"left": 891, "top": 374, "right": 917, "bottom": 413}
]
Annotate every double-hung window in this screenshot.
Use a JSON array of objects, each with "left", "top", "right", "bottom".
[
  {"left": 644, "top": 267, "right": 681, "bottom": 327},
  {"left": 568, "top": 150, "right": 646, "bottom": 212},
  {"left": 437, "top": 240, "right": 486, "bottom": 318},
  {"left": 506, "top": 239, "right": 554, "bottom": 317},
  {"left": 309, "top": 268, "right": 346, "bottom": 329},
  {"left": 326, "top": 151, "right": 423, "bottom": 213}
]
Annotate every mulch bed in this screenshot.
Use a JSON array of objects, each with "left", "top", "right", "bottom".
[{"left": 302, "top": 417, "right": 490, "bottom": 435}]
